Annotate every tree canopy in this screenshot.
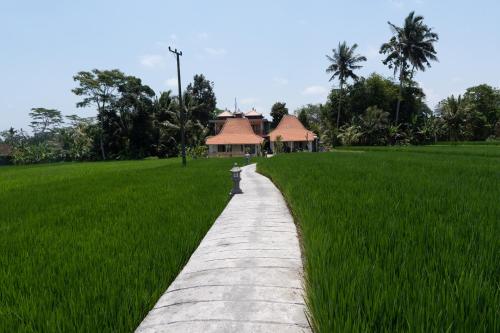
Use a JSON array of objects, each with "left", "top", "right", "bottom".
[
  {"left": 380, "top": 11, "right": 438, "bottom": 124},
  {"left": 270, "top": 102, "right": 289, "bottom": 128},
  {"left": 326, "top": 42, "right": 366, "bottom": 128},
  {"left": 29, "top": 108, "right": 63, "bottom": 137},
  {"left": 185, "top": 74, "right": 217, "bottom": 126}
]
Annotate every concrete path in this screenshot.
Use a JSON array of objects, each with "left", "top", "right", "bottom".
[{"left": 136, "top": 164, "right": 310, "bottom": 333}]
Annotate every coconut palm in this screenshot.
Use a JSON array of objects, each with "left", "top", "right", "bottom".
[
  {"left": 326, "top": 42, "right": 367, "bottom": 128},
  {"left": 380, "top": 11, "right": 439, "bottom": 124},
  {"left": 162, "top": 94, "right": 208, "bottom": 148},
  {"left": 436, "top": 95, "right": 465, "bottom": 141}
]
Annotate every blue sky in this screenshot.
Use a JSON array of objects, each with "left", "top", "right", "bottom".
[{"left": 1, "top": 0, "right": 499, "bottom": 130}]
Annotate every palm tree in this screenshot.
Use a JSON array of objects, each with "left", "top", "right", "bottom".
[
  {"left": 162, "top": 94, "right": 208, "bottom": 148},
  {"left": 380, "top": 11, "right": 439, "bottom": 124},
  {"left": 436, "top": 95, "right": 465, "bottom": 141},
  {"left": 326, "top": 42, "right": 367, "bottom": 129}
]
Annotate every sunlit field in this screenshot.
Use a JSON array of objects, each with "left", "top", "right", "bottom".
[
  {"left": 0, "top": 158, "right": 235, "bottom": 332},
  {"left": 258, "top": 145, "right": 499, "bottom": 332}
]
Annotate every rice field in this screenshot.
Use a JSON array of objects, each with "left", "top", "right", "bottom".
[
  {"left": 258, "top": 145, "right": 500, "bottom": 332},
  {"left": 0, "top": 158, "right": 236, "bottom": 332}
]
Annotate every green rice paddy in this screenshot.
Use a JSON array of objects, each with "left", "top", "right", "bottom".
[
  {"left": 0, "top": 158, "right": 235, "bottom": 332},
  {"left": 2, "top": 146, "right": 499, "bottom": 332},
  {"left": 258, "top": 145, "right": 500, "bottom": 332}
]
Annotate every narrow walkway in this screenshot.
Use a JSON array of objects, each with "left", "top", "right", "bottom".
[{"left": 136, "top": 164, "right": 310, "bottom": 333}]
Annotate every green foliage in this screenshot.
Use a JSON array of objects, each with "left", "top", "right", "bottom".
[
  {"left": 380, "top": 11, "right": 439, "bottom": 124},
  {"left": 270, "top": 102, "right": 289, "bottom": 128},
  {"left": 70, "top": 70, "right": 214, "bottom": 161},
  {"left": 297, "top": 109, "right": 310, "bottom": 129},
  {"left": 436, "top": 85, "right": 500, "bottom": 141},
  {"left": 72, "top": 69, "right": 125, "bottom": 110},
  {"left": 185, "top": 74, "right": 217, "bottom": 126},
  {"left": 0, "top": 127, "right": 27, "bottom": 147},
  {"left": 295, "top": 104, "right": 324, "bottom": 135},
  {"left": 326, "top": 73, "right": 427, "bottom": 127},
  {"left": 186, "top": 145, "right": 208, "bottom": 159},
  {"left": 29, "top": 108, "right": 63, "bottom": 138},
  {"left": 12, "top": 141, "right": 59, "bottom": 164},
  {"left": 58, "top": 115, "right": 96, "bottom": 161},
  {"left": 274, "top": 135, "right": 284, "bottom": 153},
  {"left": 326, "top": 42, "right": 367, "bottom": 128},
  {"left": 359, "top": 106, "right": 390, "bottom": 145},
  {"left": 0, "top": 158, "right": 236, "bottom": 332},
  {"left": 337, "top": 124, "right": 362, "bottom": 145},
  {"left": 258, "top": 148, "right": 499, "bottom": 332},
  {"left": 163, "top": 93, "right": 209, "bottom": 149},
  {"left": 3, "top": 69, "right": 216, "bottom": 164},
  {"left": 326, "top": 42, "right": 367, "bottom": 84}
]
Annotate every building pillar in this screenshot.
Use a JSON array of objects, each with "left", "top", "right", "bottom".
[{"left": 307, "top": 141, "right": 312, "bottom": 152}]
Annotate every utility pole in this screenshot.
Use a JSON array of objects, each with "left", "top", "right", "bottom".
[{"left": 169, "top": 46, "right": 186, "bottom": 167}]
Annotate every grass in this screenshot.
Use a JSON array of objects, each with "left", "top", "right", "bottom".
[
  {"left": 336, "top": 143, "right": 500, "bottom": 158},
  {"left": 0, "top": 158, "right": 239, "bottom": 332},
  {"left": 258, "top": 146, "right": 500, "bottom": 332}
]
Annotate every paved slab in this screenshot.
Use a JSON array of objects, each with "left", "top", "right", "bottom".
[{"left": 136, "top": 164, "right": 310, "bottom": 333}]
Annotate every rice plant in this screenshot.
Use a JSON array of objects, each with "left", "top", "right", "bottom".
[
  {"left": 258, "top": 146, "right": 499, "bottom": 332},
  {"left": 0, "top": 158, "right": 236, "bottom": 332}
]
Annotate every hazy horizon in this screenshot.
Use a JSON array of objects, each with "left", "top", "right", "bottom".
[{"left": 1, "top": 0, "right": 499, "bottom": 130}]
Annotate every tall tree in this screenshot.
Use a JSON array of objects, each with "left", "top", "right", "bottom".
[
  {"left": 29, "top": 108, "right": 63, "bottom": 137},
  {"left": 270, "top": 102, "right": 289, "bottom": 128},
  {"left": 295, "top": 104, "right": 323, "bottom": 134},
  {"left": 162, "top": 93, "right": 208, "bottom": 149},
  {"left": 380, "top": 11, "right": 439, "bottom": 124},
  {"left": 462, "top": 84, "right": 500, "bottom": 138},
  {"left": 152, "top": 90, "right": 177, "bottom": 157},
  {"left": 326, "top": 42, "right": 366, "bottom": 129},
  {"left": 185, "top": 74, "right": 217, "bottom": 126},
  {"left": 436, "top": 95, "right": 465, "bottom": 141},
  {"left": 359, "top": 106, "right": 390, "bottom": 145},
  {"left": 0, "top": 127, "right": 26, "bottom": 147},
  {"left": 297, "top": 109, "right": 310, "bottom": 129},
  {"left": 114, "top": 76, "right": 156, "bottom": 158},
  {"left": 72, "top": 69, "right": 126, "bottom": 159}
]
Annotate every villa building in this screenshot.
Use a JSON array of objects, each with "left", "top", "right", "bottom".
[
  {"left": 206, "top": 110, "right": 316, "bottom": 156},
  {"left": 268, "top": 115, "right": 317, "bottom": 152},
  {"left": 206, "top": 109, "right": 266, "bottom": 156}
]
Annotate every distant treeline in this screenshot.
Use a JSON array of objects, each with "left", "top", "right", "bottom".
[
  {"left": 295, "top": 76, "right": 500, "bottom": 147},
  {"left": 1, "top": 71, "right": 218, "bottom": 164},
  {"left": 1, "top": 12, "right": 499, "bottom": 164}
]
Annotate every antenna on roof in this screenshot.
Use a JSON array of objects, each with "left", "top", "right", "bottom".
[{"left": 234, "top": 97, "right": 237, "bottom": 113}]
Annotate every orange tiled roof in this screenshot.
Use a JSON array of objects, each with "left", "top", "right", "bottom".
[
  {"left": 206, "top": 118, "right": 264, "bottom": 145},
  {"left": 268, "top": 115, "right": 317, "bottom": 142}
]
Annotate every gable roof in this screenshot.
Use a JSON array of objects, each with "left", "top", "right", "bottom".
[
  {"left": 0, "top": 143, "right": 13, "bottom": 156},
  {"left": 268, "top": 115, "right": 317, "bottom": 142},
  {"left": 206, "top": 118, "right": 264, "bottom": 145}
]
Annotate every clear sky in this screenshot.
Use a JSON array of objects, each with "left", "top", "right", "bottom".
[{"left": 1, "top": 0, "right": 499, "bottom": 130}]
